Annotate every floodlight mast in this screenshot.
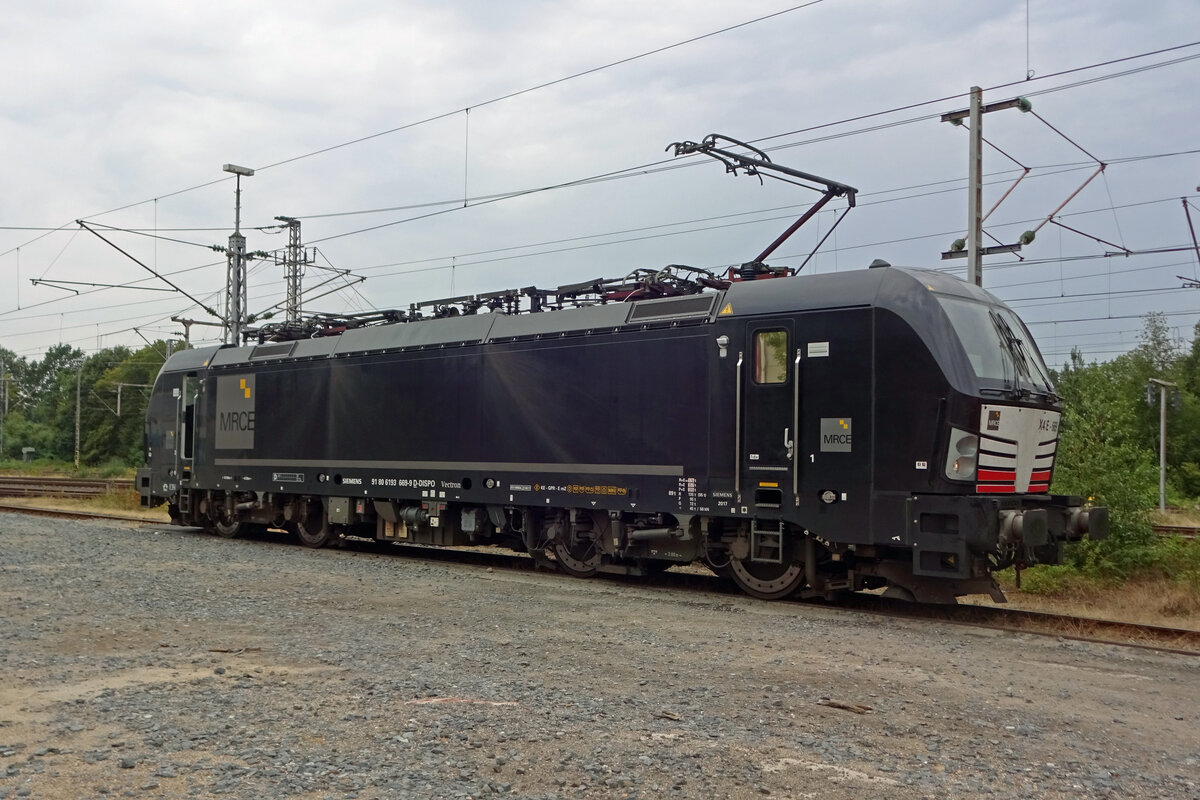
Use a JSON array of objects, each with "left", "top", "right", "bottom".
[{"left": 222, "top": 163, "right": 254, "bottom": 344}]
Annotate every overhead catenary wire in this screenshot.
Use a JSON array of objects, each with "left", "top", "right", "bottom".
[
  {"left": 3, "top": 47, "right": 1196, "bottom": 276},
  {"left": 0, "top": 160, "right": 1095, "bottom": 321},
  {"left": 4, "top": 36, "right": 1195, "bottom": 359},
  {"left": 750, "top": 41, "right": 1200, "bottom": 150},
  {"left": 352, "top": 189, "right": 1192, "bottom": 284},
  {"left": 240, "top": 73, "right": 1200, "bottom": 252},
  {"left": 0, "top": 1, "right": 831, "bottom": 261},
  {"left": 12, "top": 185, "right": 1199, "bottom": 303},
  {"left": 291, "top": 51, "right": 1200, "bottom": 247},
  {"left": 2, "top": 191, "right": 1194, "bottom": 341},
  {"left": 21, "top": 242, "right": 1190, "bottom": 347},
  {"left": 2, "top": 152, "right": 1186, "bottom": 298},
  {"left": 5, "top": 36, "right": 1197, "bottom": 261}
]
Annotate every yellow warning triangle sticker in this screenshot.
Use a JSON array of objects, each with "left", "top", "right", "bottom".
[{"left": 719, "top": 303, "right": 734, "bottom": 315}]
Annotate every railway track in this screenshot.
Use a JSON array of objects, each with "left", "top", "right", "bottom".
[
  {"left": 3, "top": 502, "right": 1198, "bottom": 655},
  {"left": 837, "top": 593, "right": 1200, "bottom": 656},
  {"left": 16, "top": 480, "right": 1197, "bottom": 534},
  {"left": 0, "top": 475, "right": 134, "bottom": 499},
  {"left": 1153, "top": 524, "right": 1198, "bottom": 540}
]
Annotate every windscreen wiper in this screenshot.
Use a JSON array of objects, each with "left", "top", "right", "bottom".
[
  {"left": 990, "top": 311, "right": 1060, "bottom": 402},
  {"left": 989, "top": 311, "right": 1030, "bottom": 399}
]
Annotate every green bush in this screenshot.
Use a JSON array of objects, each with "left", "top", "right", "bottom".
[
  {"left": 1012, "top": 563, "right": 1117, "bottom": 596},
  {"left": 1154, "top": 535, "right": 1200, "bottom": 591},
  {"left": 1174, "top": 462, "right": 1200, "bottom": 498},
  {"left": 95, "top": 458, "right": 132, "bottom": 479},
  {"left": 1014, "top": 535, "right": 1200, "bottom": 599}
]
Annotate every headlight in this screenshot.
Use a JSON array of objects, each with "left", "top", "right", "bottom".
[{"left": 945, "top": 428, "right": 978, "bottom": 481}]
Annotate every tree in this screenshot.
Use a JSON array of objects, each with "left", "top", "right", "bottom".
[
  {"left": 1048, "top": 311, "right": 1200, "bottom": 576},
  {"left": 0, "top": 340, "right": 172, "bottom": 467},
  {"left": 1, "top": 410, "right": 57, "bottom": 460},
  {"left": 23, "top": 343, "right": 83, "bottom": 421},
  {"left": 84, "top": 344, "right": 168, "bottom": 464},
  {"left": 1131, "top": 311, "right": 1179, "bottom": 374},
  {"left": 0, "top": 345, "right": 26, "bottom": 460},
  {"left": 1173, "top": 320, "right": 1200, "bottom": 494},
  {"left": 1052, "top": 348, "right": 1158, "bottom": 574}
]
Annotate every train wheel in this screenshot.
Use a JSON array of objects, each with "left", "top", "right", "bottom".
[
  {"left": 728, "top": 557, "right": 805, "bottom": 600},
  {"left": 296, "top": 499, "right": 332, "bottom": 548},
  {"left": 213, "top": 515, "right": 242, "bottom": 538},
  {"left": 550, "top": 536, "right": 601, "bottom": 578}
]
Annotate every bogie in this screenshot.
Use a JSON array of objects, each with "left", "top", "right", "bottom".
[{"left": 296, "top": 498, "right": 332, "bottom": 548}]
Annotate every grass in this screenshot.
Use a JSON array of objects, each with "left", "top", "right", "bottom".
[
  {"left": 1153, "top": 507, "right": 1200, "bottom": 527},
  {"left": 992, "top": 572, "right": 1200, "bottom": 628},
  {"left": 91, "top": 486, "right": 156, "bottom": 513},
  {"left": 975, "top": 503, "right": 1200, "bottom": 629},
  {"left": 0, "top": 491, "right": 168, "bottom": 521},
  {"left": 0, "top": 458, "right": 136, "bottom": 479},
  {"left": 992, "top": 531, "right": 1200, "bottom": 629}
]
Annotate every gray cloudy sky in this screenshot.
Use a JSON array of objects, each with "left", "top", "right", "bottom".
[{"left": 2, "top": 0, "right": 1198, "bottom": 364}]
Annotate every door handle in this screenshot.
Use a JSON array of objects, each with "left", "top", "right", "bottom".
[{"left": 784, "top": 427, "right": 794, "bottom": 461}]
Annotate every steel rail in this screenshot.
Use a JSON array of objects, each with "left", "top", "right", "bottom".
[
  {"left": 1152, "top": 524, "right": 1198, "bottom": 540},
  {"left": 835, "top": 594, "right": 1200, "bottom": 656},
  {"left": 0, "top": 476, "right": 134, "bottom": 498}
]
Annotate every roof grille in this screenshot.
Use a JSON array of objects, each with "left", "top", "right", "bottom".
[
  {"left": 249, "top": 342, "right": 296, "bottom": 360},
  {"left": 627, "top": 294, "right": 717, "bottom": 322}
]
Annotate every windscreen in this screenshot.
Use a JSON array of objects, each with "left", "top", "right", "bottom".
[{"left": 936, "top": 295, "right": 1055, "bottom": 395}]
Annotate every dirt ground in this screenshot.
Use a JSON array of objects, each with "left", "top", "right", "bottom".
[
  {"left": 1, "top": 512, "right": 1197, "bottom": 799},
  {"left": 6, "top": 495, "right": 1197, "bottom": 629}
]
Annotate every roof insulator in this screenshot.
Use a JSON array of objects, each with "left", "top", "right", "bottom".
[{"left": 868, "top": 259, "right": 891, "bottom": 269}]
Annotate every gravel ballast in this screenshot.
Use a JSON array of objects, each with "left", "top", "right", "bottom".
[{"left": 0, "top": 512, "right": 1197, "bottom": 799}]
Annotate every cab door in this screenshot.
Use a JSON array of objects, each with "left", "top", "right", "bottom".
[
  {"left": 739, "top": 320, "right": 797, "bottom": 510},
  {"left": 178, "top": 374, "right": 198, "bottom": 486}
]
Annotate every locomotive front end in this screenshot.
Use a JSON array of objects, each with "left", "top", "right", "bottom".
[
  {"left": 897, "top": 272, "right": 1107, "bottom": 598},
  {"left": 922, "top": 402, "right": 1108, "bottom": 578}
]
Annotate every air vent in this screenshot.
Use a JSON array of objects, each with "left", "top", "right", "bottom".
[
  {"left": 250, "top": 342, "right": 296, "bottom": 360},
  {"left": 626, "top": 294, "right": 717, "bottom": 323}
]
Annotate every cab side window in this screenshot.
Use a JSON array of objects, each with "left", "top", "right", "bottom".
[{"left": 754, "top": 330, "right": 788, "bottom": 384}]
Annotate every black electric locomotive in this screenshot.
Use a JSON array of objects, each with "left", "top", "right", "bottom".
[{"left": 136, "top": 261, "right": 1106, "bottom": 603}]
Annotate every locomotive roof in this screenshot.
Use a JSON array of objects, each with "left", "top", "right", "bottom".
[
  {"left": 716, "top": 264, "right": 993, "bottom": 316},
  {"left": 159, "top": 266, "right": 999, "bottom": 372}
]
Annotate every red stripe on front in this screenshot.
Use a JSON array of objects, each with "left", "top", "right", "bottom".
[
  {"left": 1030, "top": 470, "right": 1052, "bottom": 482},
  {"left": 976, "top": 484, "right": 1016, "bottom": 493},
  {"left": 1027, "top": 483, "right": 1050, "bottom": 493},
  {"left": 978, "top": 469, "right": 1017, "bottom": 481}
]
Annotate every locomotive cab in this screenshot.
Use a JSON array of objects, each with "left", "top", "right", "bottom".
[
  {"left": 136, "top": 346, "right": 218, "bottom": 520},
  {"left": 865, "top": 269, "right": 1106, "bottom": 601},
  {"left": 712, "top": 266, "right": 1106, "bottom": 602}
]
